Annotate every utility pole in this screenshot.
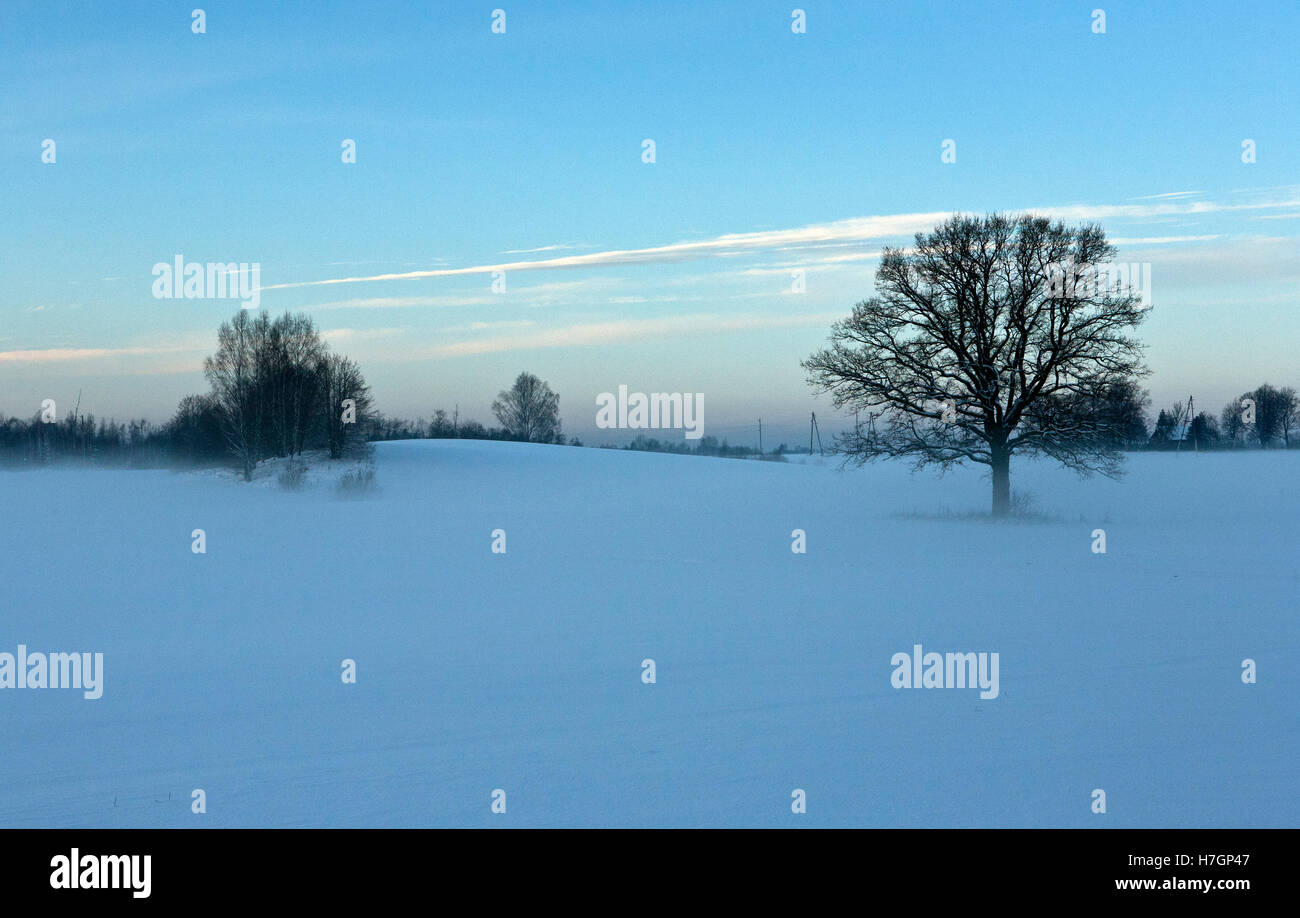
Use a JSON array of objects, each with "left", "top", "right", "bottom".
[
  {"left": 72, "top": 388, "right": 83, "bottom": 457},
  {"left": 758, "top": 418, "right": 763, "bottom": 456},
  {"left": 1177, "top": 394, "right": 1194, "bottom": 453}
]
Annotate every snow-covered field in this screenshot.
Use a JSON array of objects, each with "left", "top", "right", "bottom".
[{"left": 1, "top": 440, "right": 1295, "bottom": 827}]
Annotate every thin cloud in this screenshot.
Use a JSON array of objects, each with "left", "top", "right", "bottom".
[
  {"left": 428, "top": 312, "right": 844, "bottom": 357},
  {"left": 1131, "top": 191, "right": 1204, "bottom": 200},
  {"left": 1108, "top": 234, "right": 1221, "bottom": 245},
  {"left": 320, "top": 327, "right": 404, "bottom": 342},
  {"left": 260, "top": 190, "right": 1300, "bottom": 297},
  {"left": 605, "top": 295, "right": 681, "bottom": 304},
  {"left": 737, "top": 251, "right": 886, "bottom": 276},
  {"left": 1031, "top": 197, "right": 1300, "bottom": 222},
  {"left": 263, "top": 212, "right": 954, "bottom": 292},
  {"left": 500, "top": 243, "right": 583, "bottom": 255},
  {"left": 302, "top": 279, "right": 615, "bottom": 311},
  {"left": 0, "top": 344, "right": 205, "bottom": 365},
  {"left": 304, "top": 295, "right": 497, "bottom": 311},
  {"left": 442, "top": 319, "right": 538, "bottom": 333}
]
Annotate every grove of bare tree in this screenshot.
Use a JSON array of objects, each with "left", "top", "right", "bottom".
[{"left": 203, "top": 311, "right": 373, "bottom": 479}]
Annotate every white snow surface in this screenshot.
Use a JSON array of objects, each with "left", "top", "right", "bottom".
[{"left": 0, "top": 439, "right": 1295, "bottom": 827}]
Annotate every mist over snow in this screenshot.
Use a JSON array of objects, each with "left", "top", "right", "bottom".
[{"left": 0, "top": 441, "right": 1293, "bottom": 827}]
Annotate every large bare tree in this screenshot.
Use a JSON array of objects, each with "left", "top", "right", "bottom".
[{"left": 803, "top": 213, "right": 1149, "bottom": 516}]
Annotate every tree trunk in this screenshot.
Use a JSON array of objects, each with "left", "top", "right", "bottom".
[{"left": 991, "top": 440, "right": 1011, "bottom": 517}]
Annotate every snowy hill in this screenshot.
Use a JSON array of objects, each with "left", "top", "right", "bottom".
[{"left": 0, "top": 440, "right": 1295, "bottom": 827}]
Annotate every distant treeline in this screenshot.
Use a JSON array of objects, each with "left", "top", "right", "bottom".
[
  {"left": 605, "top": 434, "right": 774, "bottom": 459},
  {"left": 0, "top": 413, "right": 175, "bottom": 468},
  {"left": 1149, "top": 384, "right": 1298, "bottom": 450},
  {"left": 588, "top": 381, "right": 1300, "bottom": 459},
  {"left": 3, "top": 348, "right": 1296, "bottom": 469},
  {"left": 369, "top": 401, "right": 575, "bottom": 447},
  {"left": 0, "top": 317, "right": 570, "bottom": 472},
  {"left": 363, "top": 372, "right": 573, "bottom": 447},
  {"left": 0, "top": 407, "right": 563, "bottom": 469}
]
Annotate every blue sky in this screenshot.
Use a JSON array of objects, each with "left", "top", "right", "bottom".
[{"left": 2, "top": 0, "right": 1298, "bottom": 446}]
